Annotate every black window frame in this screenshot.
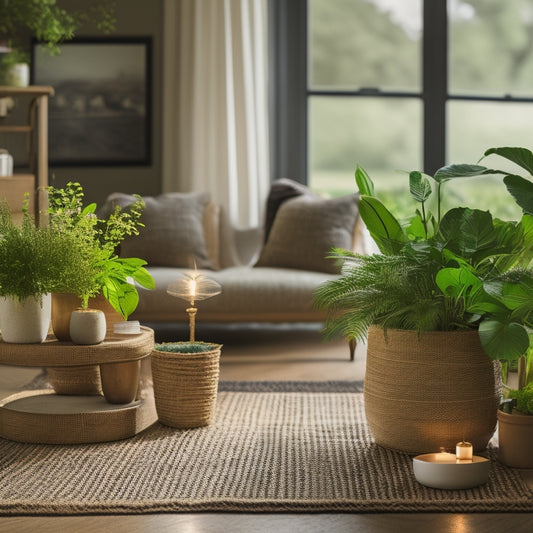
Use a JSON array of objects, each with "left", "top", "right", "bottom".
[{"left": 270, "top": 0, "right": 533, "bottom": 184}]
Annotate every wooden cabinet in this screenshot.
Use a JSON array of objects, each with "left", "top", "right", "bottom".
[{"left": 0, "top": 86, "right": 54, "bottom": 224}]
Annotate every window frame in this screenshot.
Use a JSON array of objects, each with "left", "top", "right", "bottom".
[{"left": 270, "top": 0, "right": 533, "bottom": 184}]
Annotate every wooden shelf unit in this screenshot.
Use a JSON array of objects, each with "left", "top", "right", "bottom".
[{"left": 0, "top": 86, "right": 54, "bottom": 223}]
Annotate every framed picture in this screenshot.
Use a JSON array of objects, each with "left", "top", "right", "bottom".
[{"left": 32, "top": 37, "right": 152, "bottom": 166}]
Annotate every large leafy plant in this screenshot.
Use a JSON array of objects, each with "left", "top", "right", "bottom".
[
  {"left": 47, "top": 182, "right": 155, "bottom": 319},
  {"left": 315, "top": 146, "right": 533, "bottom": 414}
]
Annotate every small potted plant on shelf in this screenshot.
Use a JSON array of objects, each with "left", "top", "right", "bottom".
[
  {"left": 47, "top": 181, "right": 155, "bottom": 340},
  {"left": 0, "top": 0, "right": 115, "bottom": 85},
  {"left": 315, "top": 146, "right": 533, "bottom": 456},
  {"left": 0, "top": 198, "right": 85, "bottom": 343}
]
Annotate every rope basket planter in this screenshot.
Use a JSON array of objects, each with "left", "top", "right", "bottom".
[
  {"left": 364, "top": 326, "right": 501, "bottom": 454},
  {"left": 151, "top": 342, "right": 222, "bottom": 429}
]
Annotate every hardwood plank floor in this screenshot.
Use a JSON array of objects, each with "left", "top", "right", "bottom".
[{"left": 1, "top": 324, "right": 532, "bottom": 533}]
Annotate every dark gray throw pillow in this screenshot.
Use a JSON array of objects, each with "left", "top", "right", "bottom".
[{"left": 255, "top": 193, "right": 360, "bottom": 274}]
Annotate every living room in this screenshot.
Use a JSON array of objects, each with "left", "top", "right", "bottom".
[{"left": 1, "top": 0, "right": 533, "bottom": 531}]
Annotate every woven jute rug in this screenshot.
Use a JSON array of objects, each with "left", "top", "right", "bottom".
[{"left": 0, "top": 381, "right": 531, "bottom": 515}]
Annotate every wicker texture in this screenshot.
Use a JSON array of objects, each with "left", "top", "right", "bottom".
[
  {"left": 364, "top": 326, "right": 501, "bottom": 454},
  {"left": 46, "top": 366, "right": 102, "bottom": 395},
  {"left": 151, "top": 344, "right": 221, "bottom": 428},
  {"left": 0, "top": 387, "right": 531, "bottom": 515}
]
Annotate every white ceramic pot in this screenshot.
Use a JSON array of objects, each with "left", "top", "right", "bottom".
[
  {"left": 69, "top": 308, "right": 107, "bottom": 345},
  {"left": 0, "top": 294, "right": 51, "bottom": 343}
]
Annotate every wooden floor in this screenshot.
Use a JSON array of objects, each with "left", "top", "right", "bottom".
[{"left": 1, "top": 324, "right": 532, "bottom": 533}]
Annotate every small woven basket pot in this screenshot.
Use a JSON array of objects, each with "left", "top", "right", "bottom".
[
  {"left": 151, "top": 342, "right": 221, "bottom": 429},
  {"left": 364, "top": 326, "right": 501, "bottom": 454}
]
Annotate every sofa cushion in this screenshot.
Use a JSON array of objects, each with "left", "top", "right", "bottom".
[
  {"left": 132, "top": 266, "right": 334, "bottom": 322},
  {"left": 101, "top": 192, "right": 214, "bottom": 269},
  {"left": 255, "top": 193, "right": 360, "bottom": 274},
  {"left": 263, "top": 178, "right": 314, "bottom": 242}
]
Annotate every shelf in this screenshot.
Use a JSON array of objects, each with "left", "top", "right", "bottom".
[
  {"left": 0, "top": 326, "right": 154, "bottom": 367},
  {"left": 0, "top": 86, "right": 54, "bottom": 97},
  {"left": 0, "top": 389, "right": 157, "bottom": 444}
]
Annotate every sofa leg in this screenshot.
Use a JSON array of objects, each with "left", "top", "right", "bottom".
[{"left": 348, "top": 338, "right": 356, "bottom": 361}]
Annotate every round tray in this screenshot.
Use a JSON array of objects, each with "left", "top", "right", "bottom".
[
  {"left": 0, "top": 327, "right": 154, "bottom": 367},
  {"left": 0, "top": 389, "right": 157, "bottom": 444}
]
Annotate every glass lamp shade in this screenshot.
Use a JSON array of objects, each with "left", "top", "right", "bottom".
[{"left": 167, "top": 271, "right": 222, "bottom": 304}]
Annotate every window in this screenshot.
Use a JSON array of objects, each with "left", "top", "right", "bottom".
[{"left": 272, "top": 0, "right": 533, "bottom": 219}]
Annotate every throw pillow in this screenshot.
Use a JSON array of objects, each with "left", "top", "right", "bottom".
[
  {"left": 255, "top": 193, "right": 360, "bottom": 274},
  {"left": 262, "top": 178, "right": 315, "bottom": 242},
  {"left": 101, "top": 192, "right": 214, "bottom": 269}
]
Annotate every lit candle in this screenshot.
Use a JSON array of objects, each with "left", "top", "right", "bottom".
[
  {"left": 456, "top": 441, "right": 473, "bottom": 461},
  {"left": 189, "top": 278, "right": 197, "bottom": 301}
]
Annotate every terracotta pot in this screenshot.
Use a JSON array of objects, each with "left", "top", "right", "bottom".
[
  {"left": 497, "top": 409, "right": 533, "bottom": 468},
  {"left": 364, "top": 326, "right": 501, "bottom": 454}
]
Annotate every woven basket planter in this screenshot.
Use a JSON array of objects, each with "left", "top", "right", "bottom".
[
  {"left": 151, "top": 342, "right": 222, "bottom": 429},
  {"left": 364, "top": 326, "right": 501, "bottom": 454}
]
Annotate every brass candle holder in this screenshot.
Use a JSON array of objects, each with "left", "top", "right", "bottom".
[{"left": 167, "top": 270, "right": 221, "bottom": 341}]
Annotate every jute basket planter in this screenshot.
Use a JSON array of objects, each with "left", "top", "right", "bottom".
[
  {"left": 364, "top": 326, "right": 501, "bottom": 454},
  {"left": 151, "top": 342, "right": 222, "bottom": 429}
]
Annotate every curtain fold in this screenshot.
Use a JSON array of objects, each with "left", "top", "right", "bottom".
[{"left": 163, "top": 0, "right": 270, "bottom": 228}]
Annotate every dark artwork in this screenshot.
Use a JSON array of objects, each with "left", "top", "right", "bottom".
[{"left": 32, "top": 38, "right": 152, "bottom": 166}]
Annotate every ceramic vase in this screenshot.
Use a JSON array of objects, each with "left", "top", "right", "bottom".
[
  {"left": 69, "top": 308, "right": 107, "bottom": 345},
  {"left": 0, "top": 294, "right": 51, "bottom": 343}
]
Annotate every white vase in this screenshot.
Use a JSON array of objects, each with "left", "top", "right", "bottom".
[
  {"left": 69, "top": 308, "right": 107, "bottom": 345},
  {"left": 0, "top": 294, "right": 51, "bottom": 343}
]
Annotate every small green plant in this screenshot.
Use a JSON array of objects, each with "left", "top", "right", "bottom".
[
  {"left": 0, "top": 200, "right": 81, "bottom": 301},
  {"left": 47, "top": 182, "right": 155, "bottom": 318},
  {"left": 315, "top": 146, "right": 533, "bottom": 413}
]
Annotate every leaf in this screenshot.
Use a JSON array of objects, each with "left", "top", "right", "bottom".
[
  {"left": 435, "top": 267, "right": 482, "bottom": 300},
  {"left": 358, "top": 196, "right": 406, "bottom": 254},
  {"left": 354, "top": 165, "right": 374, "bottom": 196},
  {"left": 409, "top": 171, "right": 432, "bottom": 203},
  {"left": 478, "top": 320, "right": 529, "bottom": 361},
  {"left": 438, "top": 208, "right": 495, "bottom": 258},
  {"left": 433, "top": 164, "right": 503, "bottom": 183},
  {"left": 503, "top": 174, "right": 533, "bottom": 215},
  {"left": 484, "top": 146, "right": 533, "bottom": 175}
]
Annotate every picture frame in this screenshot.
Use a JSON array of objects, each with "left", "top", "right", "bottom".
[{"left": 31, "top": 37, "right": 152, "bottom": 166}]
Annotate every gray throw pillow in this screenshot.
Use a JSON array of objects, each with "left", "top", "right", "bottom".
[
  {"left": 101, "top": 192, "right": 213, "bottom": 269},
  {"left": 255, "top": 193, "right": 360, "bottom": 274}
]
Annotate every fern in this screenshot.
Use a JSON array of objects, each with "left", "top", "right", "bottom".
[{"left": 315, "top": 251, "right": 473, "bottom": 342}]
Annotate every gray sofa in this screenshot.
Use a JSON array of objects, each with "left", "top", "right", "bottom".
[{"left": 104, "top": 181, "right": 363, "bottom": 358}]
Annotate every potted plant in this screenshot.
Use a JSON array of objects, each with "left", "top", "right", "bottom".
[
  {"left": 0, "top": 0, "right": 115, "bottom": 84},
  {"left": 315, "top": 146, "right": 533, "bottom": 455},
  {"left": 0, "top": 198, "right": 85, "bottom": 343}
]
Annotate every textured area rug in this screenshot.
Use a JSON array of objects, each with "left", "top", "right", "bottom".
[{"left": 0, "top": 381, "right": 531, "bottom": 515}]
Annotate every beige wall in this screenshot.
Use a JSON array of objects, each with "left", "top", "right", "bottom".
[{"left": 47, "top": 0, "right": 165, "bottom": 205}]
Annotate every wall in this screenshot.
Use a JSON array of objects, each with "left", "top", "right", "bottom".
[{"left": 46, "top": 0, "right": 164, "bottom": 205}]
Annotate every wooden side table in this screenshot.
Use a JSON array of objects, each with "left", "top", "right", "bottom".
[{"left": 0, "top": 327, "right": 158, "bottom": 444}]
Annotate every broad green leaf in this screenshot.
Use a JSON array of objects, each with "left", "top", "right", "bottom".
[
  {"left": 478, "top": 319, "right": 529, "bottom": 361},
  {"left": 409, "top": 171, "right": 432, "bottom": 203},
  {"left": 354, "top": 165, "right": 374, "bottom": 196},
  {"left": 438, "top": 208, "right": 495, "bottom": 258},
  {"left": 435, "top": 266, "right": 481, "bottom": 301},
  {"left": 405, "top": 214, "right": 426, "bottom": 239},
  {"left": 503, "top": 174, "right": 533, "bottom": 215},
  {"left": 358, "top": 196, "right": 406, "bottom": 254},
  {"left": 484, "top": 146, "right": 533, "bottom": 175},
  {"left": 81, "top": 203, "right": 97, "bottom": 215},
  {"left": 433, "top": 164, "right": 503, "bottom": 183}
]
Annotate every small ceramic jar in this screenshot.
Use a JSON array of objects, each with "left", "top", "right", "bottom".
[{"left": 69, "top": 308, "right": 107, "bottom": 345}]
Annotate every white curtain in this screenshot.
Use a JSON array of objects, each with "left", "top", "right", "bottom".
[{"left": 163, "top": 0, "right": 270, "bottom": 228}]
